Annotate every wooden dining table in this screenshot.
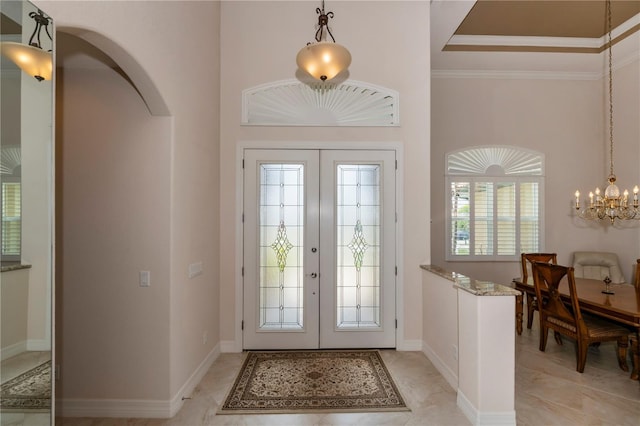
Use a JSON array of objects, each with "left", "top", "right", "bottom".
[{"left": 513, "top": 276, "right": 640, "bottom": 380}]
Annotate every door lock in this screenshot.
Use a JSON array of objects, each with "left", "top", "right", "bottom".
[
  {"left": 311, "top": 247, "right": 317, "bottom": 253},
  {"left": 307, "top": 272, "right": 318, "bottom": 278}
]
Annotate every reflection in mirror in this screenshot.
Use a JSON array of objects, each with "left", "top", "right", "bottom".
[{"left": 1, "top": 0, "right": 53, "bottom": 424}]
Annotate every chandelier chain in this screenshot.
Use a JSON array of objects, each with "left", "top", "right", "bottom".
[
  {"left": 607, "top": 0, "right": 614, "bottom": 178},
  {"left": 574, "top": 0, "right": 640, "bottom": 223}
]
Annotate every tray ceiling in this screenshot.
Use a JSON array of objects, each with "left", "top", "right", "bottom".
[{"left": 432, "top": 0, "right": 640, "bottom": 75}]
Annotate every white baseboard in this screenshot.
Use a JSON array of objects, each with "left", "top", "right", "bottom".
[
  {"left": 58, "top": 343, "right": 221, "bottom": 418},
  {"left": 220, "top": 340, "right": 241, "bottom": 353},
  {"left": 457, "top": 390, "right": 516, "bottom": 426},
  {"left": 421, "top": 340, "right": 458, "bottom": 391},
  {"left": 169, "top": 343, "right": 220, "bottom": 416},
  {"left": 1, "top": 341, "right": 27, "bottom": 361},
  {"left": 57, "top": 398, "right": 172, "bottom": 418}
]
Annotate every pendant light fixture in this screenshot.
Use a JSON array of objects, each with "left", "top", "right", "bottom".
[
  {"left": 0, "top": 9, "right": 53, "bottom": 82},
  {"left": 296, "top": 0, "right": 351, "bottom": 82},
  {"left": 574, "top": 0, "right": 639, "bottom": 224}
]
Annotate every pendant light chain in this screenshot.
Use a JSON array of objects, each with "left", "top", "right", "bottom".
[{"left": 607, "top": 0, "right": 614, "bottom": 179}]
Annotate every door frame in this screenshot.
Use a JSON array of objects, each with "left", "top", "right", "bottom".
[{"left": 230, "top": 140, "right": 405, "bottom": 352}]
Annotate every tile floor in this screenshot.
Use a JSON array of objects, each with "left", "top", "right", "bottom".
[{"left": 4, "top": 323, "right": 640, "bottom": 426}]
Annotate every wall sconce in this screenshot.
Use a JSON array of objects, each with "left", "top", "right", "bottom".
[
  {"left": 296, "top": 0, "right": 351, "bottom": 81},
  {"left": 1, "top": 9, "right": 53, "bottom": 81}
]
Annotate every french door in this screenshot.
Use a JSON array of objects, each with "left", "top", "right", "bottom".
[{"left": 243, "top": 149, "right": 396, "bottom": 349}]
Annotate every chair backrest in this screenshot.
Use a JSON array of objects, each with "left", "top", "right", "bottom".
[
  {"left": 572, "top": 251, "right": 625, "bottom": 284},
  {"left": 635, "top": 259, "right": 640, "bottom": 289},
  {"left": 531, "top": 262, "right": 585, "bottom": 337},
  {"left": 521, "top": 252, "right": 557, "bottom": 284}
]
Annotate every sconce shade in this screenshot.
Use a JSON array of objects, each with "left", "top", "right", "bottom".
[
  {"left": 1, "top": 41, "right": 52, "bottom": 81},
  {"left": 296, "top": 41, "right": 351, "bottom": 81}
]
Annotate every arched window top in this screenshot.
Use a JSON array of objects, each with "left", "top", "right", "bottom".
[
  {"left": 446, "top": 145, "right": 544, "bottom": 176},
  {"left": 242, "top": 79, "right": 399, "bottom": 127}
]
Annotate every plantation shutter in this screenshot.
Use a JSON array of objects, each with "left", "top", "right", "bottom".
[
  {"left": 2, "top": 181, "right": 21, "bottom": 257},
  {"left": 446, "top": 146, "right": 544, "bottom": 261}
]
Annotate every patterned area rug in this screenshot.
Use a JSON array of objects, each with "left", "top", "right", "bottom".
[
  {"left": 0, "top": 361, "right": 51, "bottom": 412},
  {"left": 219, "top": 350, "right": 409, "bottom": 414}
]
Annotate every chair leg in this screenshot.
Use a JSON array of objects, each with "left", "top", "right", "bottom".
[
  {"left": 515, "top": 294, "right": 523, "bottom": 335},
  {"left": 617, "top": 336, "right": 629, "bottom": 372},
  {"left": 526, "top": 293, "right": 536, "bottom": 329},
  {"left": 539, "top": 323, "right": 549, "bottom": 352},
  {"left": 553, "top": 331, "right": 563, "bottom": 345},
  {"left": 576, "top": 340, "right": 588, "bottom": 373}
]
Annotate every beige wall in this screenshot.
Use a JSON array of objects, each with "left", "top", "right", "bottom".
[
  {"left": 57, "top": 65, "right": 172, "bottom": 399},
  {"left": 1, "top": 269, "right": 29, "bottom": 356},
  {"left": 41, "top": 0, "right": 221, "bottom": 411},
  {"left": 431, "top": 61, "right": 640, "bottom": 285},
  {"left": 219, "top": 1, "right": 430, "bottom": 349}
]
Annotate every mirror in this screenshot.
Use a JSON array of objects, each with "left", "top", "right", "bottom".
[{"left": 1, "top": 0, "right": 54, "bottom": 423}]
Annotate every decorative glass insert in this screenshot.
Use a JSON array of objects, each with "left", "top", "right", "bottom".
[
  {"left": 336, "top": 164, "right": 381, "bottom": 329},
  {"left": 259, "top": 164, "right": 304, "bottom": 330}
]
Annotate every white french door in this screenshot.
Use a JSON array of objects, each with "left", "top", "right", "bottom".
[{"left": 243, "top": 149, "right": 396, "bottom": 349}]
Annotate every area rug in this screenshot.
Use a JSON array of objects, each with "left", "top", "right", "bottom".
[
  {"left": 0, "top": 361, "right": 51, "bottom": 412},
  {"left": 219, "top": 350, "right": 409, "bottom": 414}
]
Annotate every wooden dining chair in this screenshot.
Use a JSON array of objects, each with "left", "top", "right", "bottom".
[
  {"left": 531, "top": 261, "right": 629, "bottom": 373},
  {"left": 635, "top": 259, "right": 640, "bottom": 289},
  {"left": 521, "top": 253, "right": 557, "bottom": 330}
]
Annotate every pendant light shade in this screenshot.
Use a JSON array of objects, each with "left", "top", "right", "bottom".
[
  {"left": 296, "top": 41, "right": 351, "bottom": 82},
  {"left": 1, "top": 41, "right": 52, "bottom": 81},
  {"left": 296, "top": 1, "right": 351, "bottom": 81},
  {"left": 0, "top": 9, "right": 53, "bottom": 82}
]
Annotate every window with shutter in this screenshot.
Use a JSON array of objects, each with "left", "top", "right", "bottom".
[
  {"left": 446, "top": 146, "right": 544, "bottom": 261},
  {"left": 1, "top": 180, "right": 21, "bottom": 260}
]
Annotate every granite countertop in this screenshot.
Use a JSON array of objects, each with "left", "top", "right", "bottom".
[
  {"left": 420, "top": 264, "right": 521, "bottom": 297},
  {"left": 1, "top": 262, "right": 32, "bottom": 273}
]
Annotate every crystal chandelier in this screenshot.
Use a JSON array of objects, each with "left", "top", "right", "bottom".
[{"left": 574, "top": 0, "right": 639, "bottom": 224}]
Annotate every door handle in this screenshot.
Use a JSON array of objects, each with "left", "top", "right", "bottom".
[{"left": 306, "top": 272, "right": 318, "bottom": 278}]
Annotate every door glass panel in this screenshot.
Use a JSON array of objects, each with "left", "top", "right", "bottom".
[
  {"left": 336, "top": 164, "right": 381, "bottom": 329},
  {"left": 259, "top": 164, "right": 304, "bottom": 330}
]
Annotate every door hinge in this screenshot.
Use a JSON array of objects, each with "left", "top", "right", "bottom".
[
  {"left": 241, "top": 320, "right": 244, "bottom": 330},
  {"left": 395, "top": 319, "right": 398, "bottom": 329},
  {"left": 242, "top": 213, "right": 244, "bottom": 223},
  {"left": 395, "top": 266, "right": 398, "bottom": 276},
  {"left": 241, "top": 266, "right": 244, "bottom": 277},
  {"left": 395, "top": 159, "right": 398, "bottom": 170},
  {"left": 242, "top": 159, "right": 245, "bottom": 169}
]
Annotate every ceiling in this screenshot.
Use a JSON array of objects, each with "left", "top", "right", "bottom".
[{"left": 431, "top": 0, "right": 640, "bottom": 76}]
